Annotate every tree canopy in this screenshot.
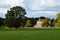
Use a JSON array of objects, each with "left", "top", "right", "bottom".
[
  {"left": 4, "top": 6, "right": 26, "bottom": 28},
  {"left": 55, "top": 12, "right": 60, "bottom": 27}
]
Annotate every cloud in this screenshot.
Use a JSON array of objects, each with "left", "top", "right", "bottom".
[
  {"left": 0, "top": 0, "right": 60, "bottom": 18},
  {"left": 0, "top": 13, "right": 5, "bottom": 18},
  {"left": 0, "top": 8, "right": 9, "bottom": 14},
  {"left": 25, "top": 11, "right": 57, "bottom": 18},
  {"left": 0, "top": 0, "right": 25, "bottom": 18},
  {"left": 0, "top": 0, "right": 24, "bottom": 7},
  {"left": 25, "top": 0, "right": 60, "bottom": 11},
  {"left": 24, "top": 0, "right": 60, "bottom": 18}
]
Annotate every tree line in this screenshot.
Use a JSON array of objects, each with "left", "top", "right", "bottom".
[{"left": 0, "top": 6, "right": 60, "bottom": 28}]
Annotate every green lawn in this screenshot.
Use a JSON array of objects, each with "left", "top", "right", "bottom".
[{"left": 0, "top": 28, "right": 60, "bottom": 40}]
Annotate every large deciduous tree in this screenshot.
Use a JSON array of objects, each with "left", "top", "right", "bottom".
[{"left": 4, "top": 6, "right": 26, "bottom": 28}]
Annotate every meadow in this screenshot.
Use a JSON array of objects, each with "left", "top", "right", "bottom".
[{"left": 0, "top": 28, "right": 60, "bottom": 40}]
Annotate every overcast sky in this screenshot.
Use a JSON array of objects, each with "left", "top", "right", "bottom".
[{"left": 0, "top": 0, "right": 60, "bottom": 18}]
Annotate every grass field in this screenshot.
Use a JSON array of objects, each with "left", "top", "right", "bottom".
[{"left": 0, "top": 28, "right": 60, "bottom": 40}]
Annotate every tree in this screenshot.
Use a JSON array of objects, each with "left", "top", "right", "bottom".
[
  {"left": 55, "top": 12, "right": 60, "bottom": 27},
  {"left": 50, "top": 18, "right": 55, "bottom": 27},
  {"left": 0, "top": 17, "right": 5, "bottom": 27},
  {"left": 4, "top": 6, "right": 26, "bottom": 28},
  {"left": 39, "top": 17, "right": 46, "bottom": 19},
  {"left": 24, "top": 20, "right": 31, "bottom": 27},
  {"left": 42, "top": 18, "right": 50, "bottom": 27},
  {"left": 29, "top": 18, "right": 38, "bottom": 27}
]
